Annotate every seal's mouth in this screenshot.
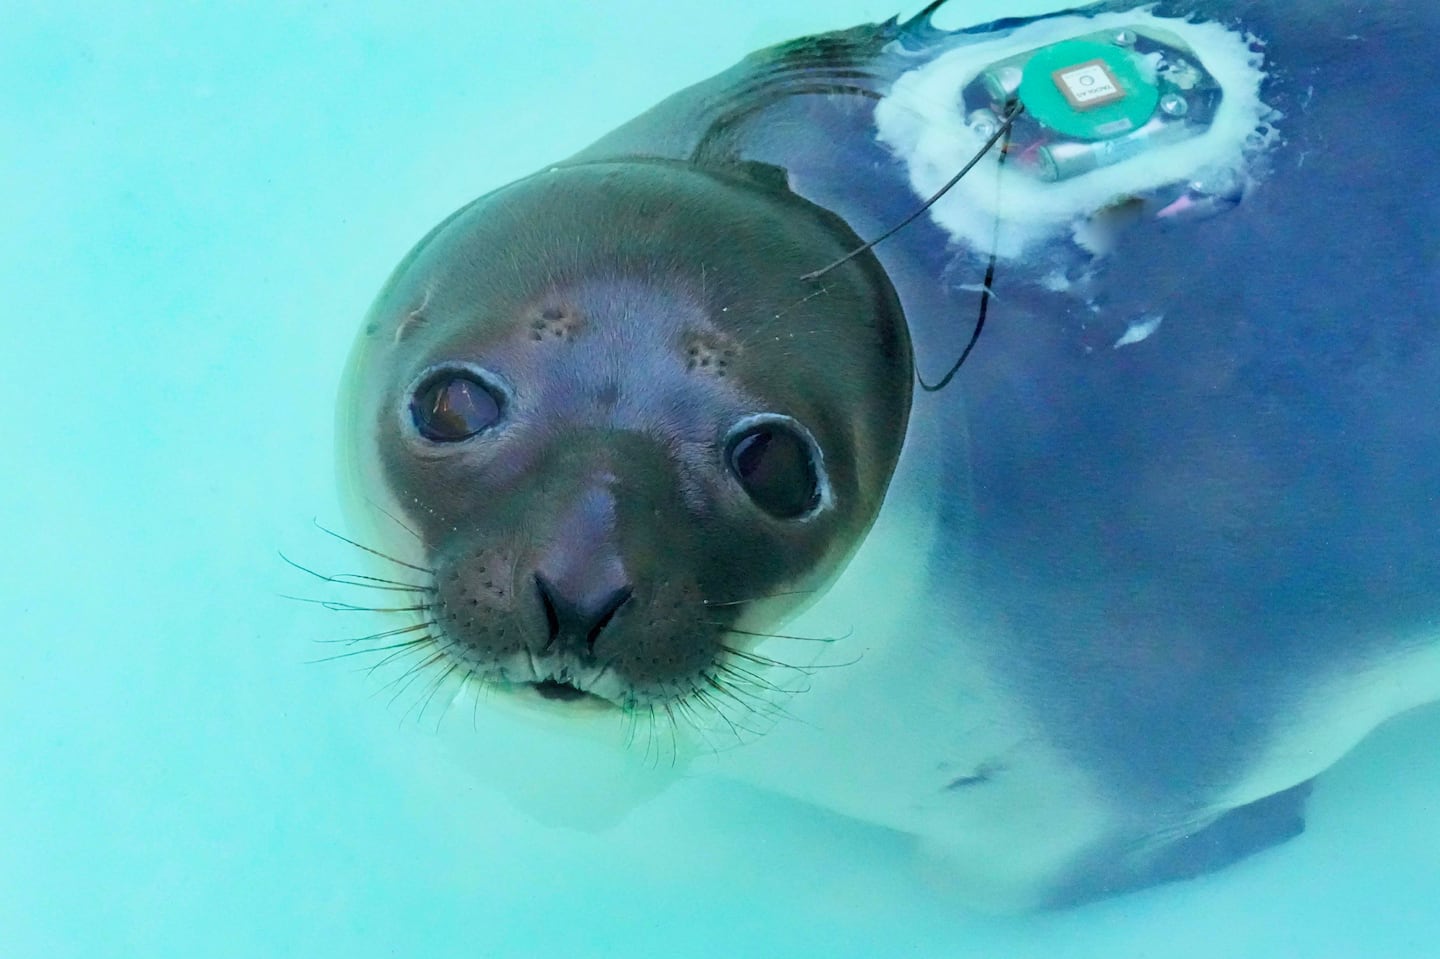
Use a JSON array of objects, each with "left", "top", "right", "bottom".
[
  {"left": 514, "top": 669, "right": 624, "bottom": 712},
  {"left": 531, "top": 678, "right": 590, "bottom": 702}
]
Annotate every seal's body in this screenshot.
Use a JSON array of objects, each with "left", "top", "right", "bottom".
[{"left": 338, "top": 1, "right": 1440, "bottom": 908}]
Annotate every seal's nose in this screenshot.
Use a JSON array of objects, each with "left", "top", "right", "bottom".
[
  {"left": 534, "top": 573, "right": 631, "bottom": 654},
  {"left": 532, "top": 484, "right": 632, "bottom": 654}
]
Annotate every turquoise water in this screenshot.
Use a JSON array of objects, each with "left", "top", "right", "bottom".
[{"left": 4, "top": 1, "right": 1438, "bottom": 956}]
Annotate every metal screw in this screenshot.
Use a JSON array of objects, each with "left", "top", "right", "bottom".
[
  {"left": 1160, "top": 93, "right": 1189, "bottom": 116},
  {"left": 967, "top": 110, "right": 999, "bottom": 139},
  {"left": 1113, "top": 29, "right": 1137, "bottom": 46}
]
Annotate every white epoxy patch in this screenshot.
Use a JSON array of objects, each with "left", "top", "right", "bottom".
[
  {"left": 875, "top": 9, "right": 1277, "bottom": 258},
  {"left": 1113, "top": 312, "right": 1163, "bottom": 347}
]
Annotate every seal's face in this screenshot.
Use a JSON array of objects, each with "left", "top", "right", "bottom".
[{"left": 339, "top": 162, "right": 910, "bottom": 720}]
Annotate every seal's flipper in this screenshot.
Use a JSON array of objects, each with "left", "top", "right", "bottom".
[
  {"left": 1148, "top": 781, "right": 1312, "bottom": 885},
  {"left": 1053, "top": 780, "right": 1314, "bottom": 906}
]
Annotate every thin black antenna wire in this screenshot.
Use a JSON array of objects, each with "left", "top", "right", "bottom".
[
  {"left": 917, "top": 111, "right": 1019, "bottom": 392},
  {"left": 800, "top": 102, "right": 1025, "bottom": 283}
]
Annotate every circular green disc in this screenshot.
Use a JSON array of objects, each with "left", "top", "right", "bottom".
[{"left": 1017, "top": 39, "right": 1159, "bottom": 141}]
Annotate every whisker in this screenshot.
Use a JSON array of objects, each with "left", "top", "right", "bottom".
[
  {"left": 714, "top": 660, "right": 799, "bottom": 697},
  {"left": 306, "top": 636, "right": 433, "bottom": 665},
  {"left": 384, "top": 650, "right": 451, "bottom": 708},
  {"left": 719, "top": 641, "right": 861, "bottom": 672},
  {"left": 710, "top": 674, "right": 809, "bottom": 731},
  {"left": 365, "top": 637, "right": 441, "bottom": 677},
  {"left": 691, "top": 686, "right": 768, "bottom": 743},
  {"left": 470, "top": 669, "right": 485, "bottom": 732},
  {"left": 688, "top": 687, "right": 744, "bottom": 744},
  {"left": 643, "top": 704, "right": 659, "bottom": 768},
  {"left": 328, "top": 578, "right": 431, "bottom": 593},
  {"left": 710, "top": 623, "right": 849, "bottom": 643},
  {"left": 673, "top": 697, "right": 719, "bottom": 756},
  {"left": 621, "top": 703, "right": 640, "bottom": 750},
  {"left": 279, "top": 552, "right": 434, "bottom": 593},
  {"left": 313, "top": 518, "right": 434, "bottom": 574},
  {"left": 363, "top": 497, "right": 425, "bottom": 543},
  {"left": 770, "top": 281, "right": 831, "bottom": 322},
  {"left": 311, "top": 621, "right": 436, "bottom": 646},
  {"left": 281, "top": 594, "right": 432, "bottom": 614},
  {"left": 704, "top": 671, "right": 793, "bottom": 720},
  {"left": 701, "top": 589, "right": 815, "bottom": 608},
  {"left": 411, "top": 661, "right": 462, "bottom": 727},
  {"left": 717, "top": 644, "right": 810, "bottom": 673},
  {"left": 661, "top": 702, "right": 679, "bottom": 769}
]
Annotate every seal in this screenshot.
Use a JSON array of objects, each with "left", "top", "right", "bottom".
[
  {"left": 336, "top": 159, "right": 912, "bottom": 712},
  {"left": 333, "top": 0, "right": 1440, "bottom": 909}
]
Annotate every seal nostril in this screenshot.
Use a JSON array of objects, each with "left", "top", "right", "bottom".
[
  {"left": 585, "top": 588, "right": 632, "bottom": 651},
  {"left": 536, "top": 574, "right": 562, "bottom": 644}
]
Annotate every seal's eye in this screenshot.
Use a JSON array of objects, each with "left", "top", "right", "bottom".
[
  {"left": 411, "top": 371, "right": 502, "bottom": 441},
  {"left": 726, "top": 417, "right": 823, "bottom": 519}
]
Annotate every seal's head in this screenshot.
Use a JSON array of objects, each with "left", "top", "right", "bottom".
[{"left": 338, "top": 160, "right": 910, "bottom": 727}]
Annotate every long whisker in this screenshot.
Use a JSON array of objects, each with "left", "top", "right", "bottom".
[
  {"left": 692, "top": 686, "right": 768, "bottom": 741},
  {"left": 714, "top": 659, "right": 801, "bottom": 695},
  {"left": 409, "top": 661, "right": 462, "bottom": 727},
  {"left": 688, "top": 687, "right": 746, "bottom": 743},
  {"left": 661, "top": 702, "right": 680, "bottom": 769},
  {"left": 637, "top": 702, "right": 667, "bottom": 769},
  {"left": 363, "top": 497, "right": 425, "bottom": 543},
  {"left": 307, "top": 635, "right": 433, "bottom": 665},
  {"left": 643, "top": 704, "right": 660, "bottom": 768},
  {"left": 701, "top": 589, "right": 816, "bottom": 608},
  {"left": 718, "top": 644, "right": 810, "bottom": 672},
  {"left": 383, "top": 650, "right": 451, "bottom": 707},
  {"left": 365, "top": 637, "right": 442, "bottom": 677},
  {"left": 708, "top": 622, "right": 849, "bottom": 643},
  {"left": 703, "top": 673, "right": 773, "bottom": 717},
  {"left": 313, "top": 518, "right": 433, "bottom": 574},
  {"left": 673, "top": 696, "right": 718, "bottom": 756},
  {"left": 284, "top": 595, "right": 433, "bottom": 614},
  {"left": 311, "top": 620, "right": 435, "bottom": 645},
  {"left": 279, "top": 552, "right": 435, "bottom": 593},
  {"left": 721, "top": 641, "right": 863, "bottom": 673},
  {"left": 707, "top": 667, "right": 806, "bottom": 726},
  {"left": 469, "top": 669, "right": 486, "bottom": 732},
  {"left": 621, "top": 703, "right": 640, "bottom": 750}
]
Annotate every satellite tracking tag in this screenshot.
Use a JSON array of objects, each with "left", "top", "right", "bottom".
[
  {"left": 962, "top": 28, "right": 1226, "bottom": 181},
  {"left": 873, "top": 12, "right": 1275, "bottom": 256}
]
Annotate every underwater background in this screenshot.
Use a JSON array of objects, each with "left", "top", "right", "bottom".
[{"left": 4, "top": 0, "right": 1437, "bottom": 955}]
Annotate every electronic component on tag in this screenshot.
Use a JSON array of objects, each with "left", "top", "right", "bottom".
[{"left": 963, "top": 28, "right": 1224, "bottom": 182}]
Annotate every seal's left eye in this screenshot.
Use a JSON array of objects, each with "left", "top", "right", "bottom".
[
  {"left": 411, "top": 372, "right": 501, "bottom": 441},
  {"left": 726, "top": 418, "right": 823, "bottom": 519}
]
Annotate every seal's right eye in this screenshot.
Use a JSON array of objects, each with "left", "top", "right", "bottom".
[{"left": 411, "top": 372, "right": 502, "bottom": 441}]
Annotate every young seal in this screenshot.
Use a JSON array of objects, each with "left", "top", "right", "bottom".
[{"left": 334, "top": 0, "right": 1440, "bottom": 909}]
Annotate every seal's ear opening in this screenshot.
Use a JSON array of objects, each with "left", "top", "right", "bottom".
[{"left": 719, "top": 159, "right": 794, "bottom": 196}]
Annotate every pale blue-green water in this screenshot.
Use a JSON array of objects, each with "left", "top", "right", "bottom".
[{"left": 4, "top": 2, "right": 1438, "bottom": 956}]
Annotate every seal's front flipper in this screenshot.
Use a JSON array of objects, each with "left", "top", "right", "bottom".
[
  {"left": 1056, "top": 780, "right": 1314, "bottom": 906},
  {"left": 1148, "top": 780, "right": 1312, "bottom": 882}
]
